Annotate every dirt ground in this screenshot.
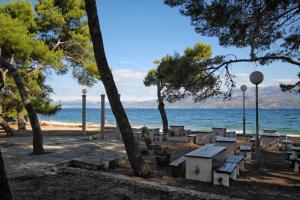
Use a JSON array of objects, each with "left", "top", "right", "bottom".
[{"left": 2, "top": 124, "right": 300, "bottom": 200}]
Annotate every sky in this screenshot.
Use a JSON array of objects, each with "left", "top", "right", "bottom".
[{"left": 44, "top": 0, "right": 299, "bottom": 101}]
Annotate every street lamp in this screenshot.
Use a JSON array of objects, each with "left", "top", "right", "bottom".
[
  {"left": 240, "top": 85, "right": 247, "bottom": 136},
  {"left": 82, "top": 88, "right": 87, "bottom": 136},
  {"left": 249, "top": 71, "right": 264, "bottom": 167}
]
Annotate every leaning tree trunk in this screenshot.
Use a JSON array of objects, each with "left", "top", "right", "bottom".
[
  {"left": 0, "top": 115, "right": 14, "bottom": 136},
  {"left": 157, "top": 81, "right": 168, "bottom": 133},
  {"left": 17, "top": 107, "right": 26, "bottom": 131},
  {"left": 84, "top": 0, "right": 151, "bottom": 177},
  {"left": 0, "top": 150, "right": 12, "bottom": 200},
  {"left": 0, "top": 57, "right": 44, "bottom": 154}
]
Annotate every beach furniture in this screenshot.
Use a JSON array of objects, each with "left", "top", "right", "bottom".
[
  {"left": 290, "top": 146, "right": 300, "bottom": 159},
  {"left": 226, "top": 155, "right": 245, "bottom": 173},
  {"left": 169, "top": 125, "right": 185, "bottom": 136},
  {"left": 213, "top": 162, "right": 238, "bottom": 187},
  {"left": 290, "top": 158, "right": 300, "bottom": 173},
  {"left": 134, "top": 131, "right": 142, "bottom": 140},
  {"left": 212, "top": 127, "right": 227, "bottom": 137},
  {"left": 240, "top": 145, "right": 252, "bottom": 160},
  {"left": 195, "top": 131, "right": 212, "bottom": 144},
  {"left": 153, "top": 133, "right": 163, "bottom": 143},
  {"left": 169, "top": 156, "right": 186, "bottom": 178},
  {"left": 261, "top": 132, "right": 280, "bottom": 149},
  {"left": 187, "top": 134, "right": 196, "bottom": 144},
  {"left": 281, "top": 139, "right": 292, "bottom": 151},
  {"left": 148, "top": 128, "right": 160, "bottom": 142},
  {"left": 185, "top": 143, "right": 226, "bottom": 182},
  {"left": 215, "top": 136, "right": 236, "bottom": 158},
  {"left": 286, "top": 146, "right": 300, "bottom": 173},
  {"left": 225, "top": 131, "right": 236, "bottom": 138},
  {"left": 264, "top": 129, "right": 277, "bottom": 134}
]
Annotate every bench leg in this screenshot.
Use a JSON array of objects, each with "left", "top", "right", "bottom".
[
  {"left": 213, "top": 171, "right": 230, "bottom": 187},
  {"left": 230, "top": 169, "right": 237, "bottom": 180},
  {"left": 294, "top": 162, "right": 299, "bottom": 173},
  {"left": 239, "top": 162, "right": 245, "bottom": 171}
]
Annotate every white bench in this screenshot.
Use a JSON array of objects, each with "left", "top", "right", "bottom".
[
  {"left": 215, "top": 136, "right": 236, "bottom": 157},
  {"left": 169, "top": 156, "right": 186, "bottom": 178},
  {"left": 290, "top": 158, "right": 300, "bottom": 173},
  {"left": 213, "top": 162, "right": 238, "bottom": 187},
  {"left": 226, "top": 155, "right": 245, "bottom": 174},
  {"left": 240, "top": 145, "right": 252, "bottom": 160}
]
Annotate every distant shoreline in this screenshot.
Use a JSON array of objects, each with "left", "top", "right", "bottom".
[{"left": 38, "top": 120, "right": 300, "bottom": 137}]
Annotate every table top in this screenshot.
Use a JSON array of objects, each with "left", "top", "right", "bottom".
[
  {"left": 240, "top": 145, "right": 251, "bottom": 151},
  {"left": 215, "top": 136, "right": 236, "bottom": 143},
  {"left": 185, "top": 143, "right": 226, "bottom": 158},
  {"left": 187, "top": 134, "right": 196, "bottom": 137},
  {"left": 291, "top": 146, "right": 300, "bottom": 152},
  {"left": 261, "top": 132, "right": 281, "bottom": 137}
]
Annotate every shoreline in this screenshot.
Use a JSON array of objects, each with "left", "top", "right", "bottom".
[{"left": 37, "top": 120, "right": 300, "bottom": 137}]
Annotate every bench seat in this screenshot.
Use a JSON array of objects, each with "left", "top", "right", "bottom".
[
  {"left": 226, "top": 155, "right": 245, "bottom": 172},
  {"left": 213, "top": 162, "right": 238, "bottom": 187},
  {"left": 240, "top": 145, "right": 252, "bottom": 160},
  {"left": 169, "top": 156, "right": 186, "bottom": 178}
]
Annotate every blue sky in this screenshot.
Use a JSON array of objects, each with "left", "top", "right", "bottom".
[{"left": 45, "top": 0, "right": 299, "bottom": 101}]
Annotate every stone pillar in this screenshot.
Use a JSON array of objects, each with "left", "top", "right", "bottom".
[
  {"left": 100, "top": 94, "right": 105, "bottom": 139},
  {"left": 82, "top": 89, "right": 87, "bottom": 136}
]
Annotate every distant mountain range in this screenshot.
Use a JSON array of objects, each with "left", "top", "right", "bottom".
[{"left": 58, "top": 86, "right": 300, "bottom": 109}]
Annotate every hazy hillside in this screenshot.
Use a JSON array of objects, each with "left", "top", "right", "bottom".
[{"left": 59, "top": 86, "right": 300, "bottom": 109}]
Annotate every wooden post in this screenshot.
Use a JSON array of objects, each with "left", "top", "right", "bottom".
[
  {"left": 101, "top": 94, "right": 105, "bottom": 139},
  {"left": 82, "top": 89, "right": 87, "bottom": 136}
]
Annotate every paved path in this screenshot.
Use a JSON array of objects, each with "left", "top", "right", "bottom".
[{"left": 0, "top": 135, "right": 127, "bottom": 178}]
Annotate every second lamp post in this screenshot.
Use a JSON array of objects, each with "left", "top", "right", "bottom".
[{"left": 250, "top": 71, "right": 264, "bottom": 167}]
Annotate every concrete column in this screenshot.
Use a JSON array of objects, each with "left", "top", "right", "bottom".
[
  {"left": 82, "top": 89, "right": 87, "bottom": 136},
  {"left": 100, "top": 94, "right": 105, "bottom": 139}
]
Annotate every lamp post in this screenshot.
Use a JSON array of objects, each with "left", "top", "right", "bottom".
[
  {"left": 82, "top": 88, "right": 87, "bottom": 136},
  {"left": 249, "top": 71, "right": 264, "bottom": 167},
  {"left": 240, "top": 85, "right": 247, "bottom": 136}
]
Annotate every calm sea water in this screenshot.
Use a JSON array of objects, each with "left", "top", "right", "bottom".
[{"left": 38, "top": 108, "right": 300, "bottom": 135}]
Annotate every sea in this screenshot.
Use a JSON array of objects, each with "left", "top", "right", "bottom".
[{"left": 38, "top": 108, "right": 300, "bottom": 135}]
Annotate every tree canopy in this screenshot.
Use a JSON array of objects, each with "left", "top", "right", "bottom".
[
  {"left": 0, "top": 0, "right": 99, "bottom": 120},
  {"left": 146, "top": 42, "right": 226, "bottom": 103},
  {"left": 165, "top": 0, "right": 300, "bottom": 92}
]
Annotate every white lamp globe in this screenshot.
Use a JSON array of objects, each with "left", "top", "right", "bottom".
[
  {"left": 240, "top": 84, "right": 247, "bottom": 92},
  {"left": 82, "top": 88, "right": 87, "bottom": 95},
  {"left": 250, "top": 71, "right": 264, "bottom": 85}
]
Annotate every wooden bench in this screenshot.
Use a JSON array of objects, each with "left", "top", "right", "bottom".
[
  {"left": 169, "top": 156, "right": 186, "bottom": 178},
  {"left": 226, "top": 155, "right": 245, "bottom": 173},
  {"left": 213, "top": 162, "right": 238, "bottom": 187},
  {"left": 240, "top": 145, "right": 252, "bottom": 160}
]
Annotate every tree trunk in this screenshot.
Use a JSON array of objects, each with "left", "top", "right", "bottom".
[
  {"left": 0, "top": 115, "right": 14, "bottom": 136},
  {"left": 157, "top": 81, "right": 168, "bottom": 133},
  {"left": 0, "top": 150, "right": 12, "bottom": 200},
  {"left": 84, "top": 0, "right": 151, "bottom": 177},
  {"left": 0, "top": 57, "right": 44, "bottom": 154},
  {"left": 17, "top": 108, "right": 26, "bottom": 131}
]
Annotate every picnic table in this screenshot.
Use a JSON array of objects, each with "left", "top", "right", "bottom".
[
  {"left": 215, "top": 136, "right": 236, "bottom": 157},
  {"left": 185, "top": 143, "right": 226, "bottom": 182},
  {"left": 226, "top": 155, "right": 245, "bottom": 172},
  {"left": 240, "top": 145, "right": 252, "bottom": 160}
]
